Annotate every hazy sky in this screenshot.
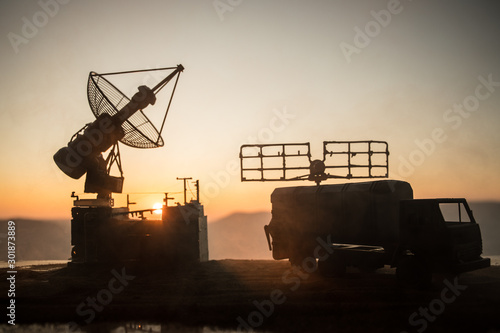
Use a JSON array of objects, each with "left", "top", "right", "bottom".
[{"left": 1, "top": 0, "right": 500, "bottom": 221}]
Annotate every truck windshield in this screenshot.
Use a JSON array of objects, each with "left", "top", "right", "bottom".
[{"left": 439, "top": 202, "right": 471, "bottom": 223}]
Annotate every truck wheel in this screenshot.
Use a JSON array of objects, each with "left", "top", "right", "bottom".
[
  {"left": 318, "top": 253, "right": 346, "bottom": 277},
  {"left": 396, "top": 256, "right": 432, "bottom": 288}
]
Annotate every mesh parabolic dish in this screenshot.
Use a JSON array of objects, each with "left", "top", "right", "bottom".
[{"left": 87, "top": 72, "right": 164, "bottom": 149}]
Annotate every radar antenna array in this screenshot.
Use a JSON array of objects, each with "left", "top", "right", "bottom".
[
  {"left": 54, "top": 64, "right": 184, "bottom": 200},
  {"left": 240, "top": 140, "right": 389, "bottom": 185},
  {"left": 87, "top": 66, "right": 182, "bottom": 148}
]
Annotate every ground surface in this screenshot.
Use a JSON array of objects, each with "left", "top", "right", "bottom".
[{"left": 1, "top": 260, "right": 499, "bottom": 332}]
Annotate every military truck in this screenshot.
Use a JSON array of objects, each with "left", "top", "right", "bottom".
[
  {"left": 264, "top": 180, "right": 490, "bottom": 285},
  {"left": 239, "top": 141, "right": 490, "bottom": 285}
]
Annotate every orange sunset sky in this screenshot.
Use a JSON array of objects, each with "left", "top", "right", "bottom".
[{"left": 1, "top": 0, "right": 500, "bottom": 222}]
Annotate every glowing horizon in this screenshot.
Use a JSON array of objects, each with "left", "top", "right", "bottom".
[{"left": 1, "top": 1, "right": 500, "bottom": 222}]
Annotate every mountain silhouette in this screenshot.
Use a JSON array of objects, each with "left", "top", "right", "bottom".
[{"left": 1, "top": 201, "right": 498, "bottom": 261}]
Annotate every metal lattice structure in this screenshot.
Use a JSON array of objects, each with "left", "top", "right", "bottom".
[
  {"left": 88, "top": 72, "right": 164, "bottom": 148},
  {"left": 54, "top": 65, "right": 184, "bottom": 198},
  {"left": 240, "top": 140, "right": 389, "bottom": 184}
]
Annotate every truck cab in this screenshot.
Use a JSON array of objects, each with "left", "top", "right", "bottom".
[{"left": 399, "top": 199, "right": 490, "bottom": 275}]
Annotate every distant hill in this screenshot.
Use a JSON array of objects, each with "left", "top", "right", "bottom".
[
  {"left": 208, "top": 211, "right": 272, "bottom": 260},
  {"left": 0, "top": 219, "right": 71, "bottom": 261},
  {"left": 0, "top": 201, "right": 498, "bottom": 261},
  {"left": 468, "top": 202, "right": 500, "bottom": 256}
]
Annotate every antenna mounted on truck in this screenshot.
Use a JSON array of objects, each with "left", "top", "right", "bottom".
[{"left": 239, "top": 140, "right": 389, "bottom": 185}]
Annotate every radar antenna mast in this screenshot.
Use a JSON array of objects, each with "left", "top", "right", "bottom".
[{"left": 54, "top": 64, "right": 184, "bottom": 202}]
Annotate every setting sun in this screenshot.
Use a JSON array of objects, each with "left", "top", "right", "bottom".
[{"left": 153, "top": 203, "right": 163, "bottom": 215}]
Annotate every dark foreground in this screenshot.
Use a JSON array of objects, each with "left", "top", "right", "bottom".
[{"left": 1, "top": 260, "right": 500, "bottom": 332}]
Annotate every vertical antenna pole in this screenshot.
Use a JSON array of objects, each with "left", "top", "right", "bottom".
[
  {"left": 195, "top": 180, "right": 200, "bottom": 202},
  {"left": 127, "top": 194, "right": 136, "bottom": 209},
  {"left": 163, "top": 192, "right": 174, "bottom": 206},
  {"left": 177, "top": 177, "right": 192, "bottom": 204}
]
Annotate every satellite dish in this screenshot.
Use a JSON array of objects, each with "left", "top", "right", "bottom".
[
  {"left": 88, "top": 71, "right": 164, "bottom": 149},
  {"left": 54, "top": 65, "right": 184, "bottom": 199}
]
